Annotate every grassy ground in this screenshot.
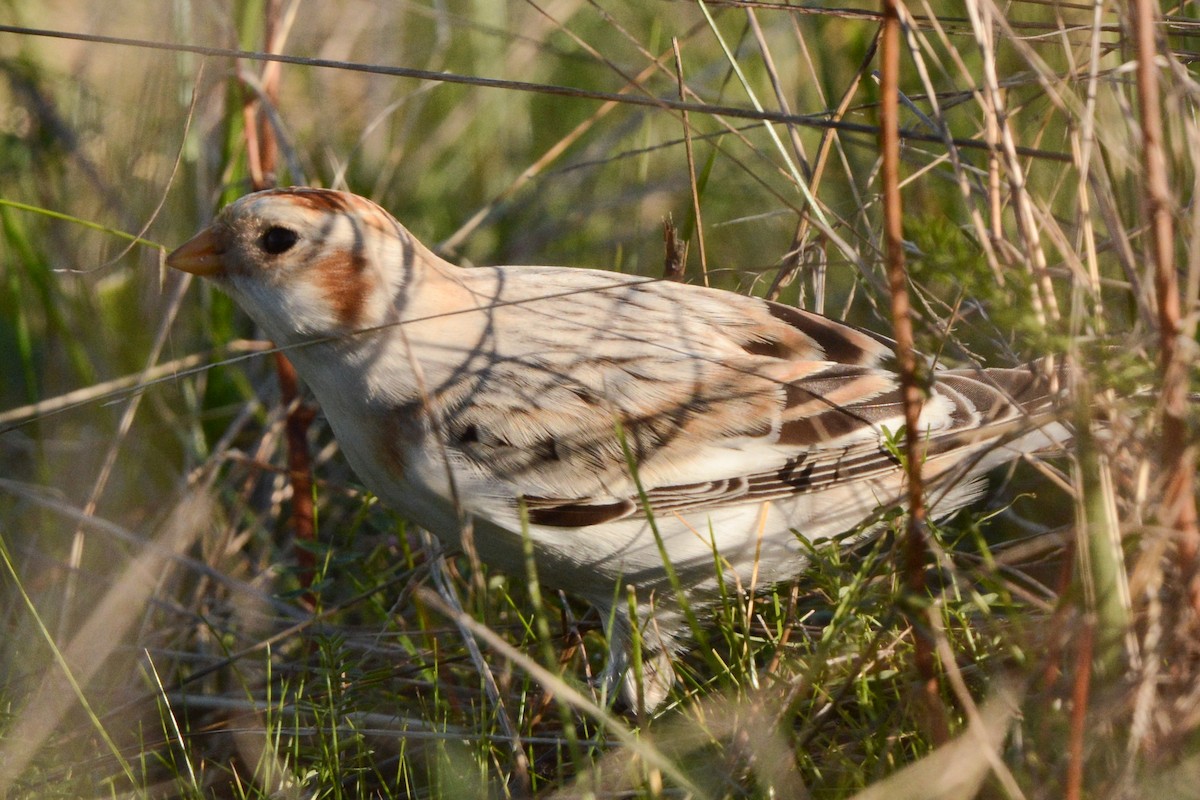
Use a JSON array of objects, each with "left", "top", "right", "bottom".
[{"left": 0, "top": 1, "right": 1198, "bottom": 797}]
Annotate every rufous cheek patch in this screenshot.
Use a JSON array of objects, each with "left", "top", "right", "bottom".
[{"left": 312, "top": 250, "right": 374, "bottom": 330}]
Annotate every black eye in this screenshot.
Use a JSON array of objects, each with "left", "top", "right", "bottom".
[{"left": 260, "top": 226, "right": 299, "bottom": 255}]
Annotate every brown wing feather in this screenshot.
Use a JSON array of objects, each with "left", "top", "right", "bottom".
[{"left": 520, "top": 365, "right": 1064, "bottom": 528}]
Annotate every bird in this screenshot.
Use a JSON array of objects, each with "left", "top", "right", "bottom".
[{"left": 167, "top": 186, "right": 1069, "bottom": 709}]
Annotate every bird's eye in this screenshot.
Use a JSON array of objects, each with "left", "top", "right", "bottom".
[{"left": 260, "top": 226, "right": 299, "bottom": 255}]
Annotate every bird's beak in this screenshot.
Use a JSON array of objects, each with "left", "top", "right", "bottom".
[{"left": 167, "top": 226, "right": 226, "bottom": 277}]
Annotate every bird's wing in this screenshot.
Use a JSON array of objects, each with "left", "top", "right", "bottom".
[
  {"left": 430, "top": 272, "right": 1062, "bottom": 526},
  {"left": 515, "top": 366, "right": 1062, "bottom": 527}
]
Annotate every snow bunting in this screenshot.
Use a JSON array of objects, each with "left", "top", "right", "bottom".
[{"left": 168, "top": 187, "right": 1068, "bottom": 707}]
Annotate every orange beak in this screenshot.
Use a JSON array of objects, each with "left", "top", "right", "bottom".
[{"left": 167, "top": 226, "right": 227, "bottom": 277}]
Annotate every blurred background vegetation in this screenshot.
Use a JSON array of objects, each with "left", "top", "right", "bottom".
[{"left": 0, "top": 0, "right": 1197, "bottom": 797}]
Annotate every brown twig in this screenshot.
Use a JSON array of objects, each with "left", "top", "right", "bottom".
[
  {"left": 879, "top": 1, "right": 947, "bottom": 743},
  {"left": 1065, "top": 619, "right": 1094, "bottom": 800},
  {"left": 238, "top": 1, "right": 318, "bottom": 603},
  {"left": 273, "top": 353, "right": 317, "bottom": 601},
  {"left": 1132, "top": 0, "right": 1200, "bottom": 617}
]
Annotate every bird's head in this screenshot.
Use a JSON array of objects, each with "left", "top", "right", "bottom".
[{"left": 168, "top": 187, "right": 427, "bottom": 343}]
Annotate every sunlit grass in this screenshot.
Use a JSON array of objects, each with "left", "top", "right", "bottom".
[{"left": 0, "top": 1, "right": 1196, "bottom": 797}]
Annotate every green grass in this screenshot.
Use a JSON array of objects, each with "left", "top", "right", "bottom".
[{"left": 1, "top": 1, "right": 1198, "bottom": 797}]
